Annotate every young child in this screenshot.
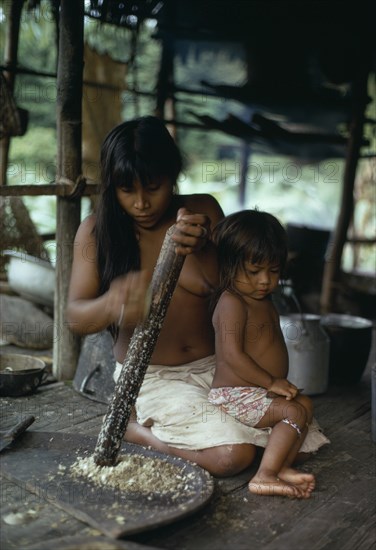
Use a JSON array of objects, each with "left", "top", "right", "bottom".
[{"left": 209, "top": 209, "right": 316, "bottom": 498}]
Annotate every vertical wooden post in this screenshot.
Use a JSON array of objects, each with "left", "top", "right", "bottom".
[
  {"left": 239, "top": 142, "right": 251, "bottom": 207},
  {"left": 155, "top": 0, "right": 176, "bottom": 135},
  {"left": 0, "top": 0, "right": 24, "bottom": 185},
  {"left": 53, "top": 0, "right": 84, "bottom": 380},
  {"left": 0, "top": 0, "right": 46, "bottom": 260},
  {"left": 320, "top": 65, "right": 370, "bottom": 313},
  {"left": 155, "top": 35, "right": 175, "bottom": 122}
]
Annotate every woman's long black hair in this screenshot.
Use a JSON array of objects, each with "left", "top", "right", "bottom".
[
  {"left": 212, "top": 209, "right": 288, "bottom": 303},
  {"left": 94, "top": 116, "right": 182, "bottom": 302}
]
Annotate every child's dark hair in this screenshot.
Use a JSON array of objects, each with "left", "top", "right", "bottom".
[
  {"left": 213, "top": 209, "right": 287, "bottom": 297},
  {"left": 94, "top": 116, "right": 182, "bottom": 335}
]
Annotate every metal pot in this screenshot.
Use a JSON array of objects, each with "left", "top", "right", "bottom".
[
  {"left": 320, "top": 314, "right": 373, "bottom": 385},
  {"left": 280, "top": 314, "right": 330, "bottom": 395},
  {"left": 0, "top": 354, "right": 48, "bottom": 397}
]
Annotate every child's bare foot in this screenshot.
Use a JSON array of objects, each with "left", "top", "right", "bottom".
[
  {"left": 279, "top": 467, "right": 315, "bottom": 498},
  {"left": 248, "top": 474, "right": 304, "bottom": 499}
]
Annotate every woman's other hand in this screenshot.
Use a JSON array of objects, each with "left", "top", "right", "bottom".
[{"left": 107, "top": 270, "right": 151, "bottom": 328}]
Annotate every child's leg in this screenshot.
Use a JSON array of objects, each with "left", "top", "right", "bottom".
[
  {"left": 249, "top": 396, "right": 309, "bottom": 498},
  {"left": 278, "top": 395, "right": 315, "bottom": 495},
  {"left": 278, "top": 395, "right": 313, "bottom": 469},
  {"left": 277, "top": 424, "right": 315, "bottom": 496}
]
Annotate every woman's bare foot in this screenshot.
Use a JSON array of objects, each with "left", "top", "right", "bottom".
[
  {"left": 278, "top": 467, "right": 315, "bottom": 498},
  {"left": 248, "top": 474, "right": 305, "bottom": 499}
]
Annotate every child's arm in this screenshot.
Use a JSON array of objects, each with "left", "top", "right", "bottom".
[{"left": 213, "top": 293, "right": 298, "bottom": 399}]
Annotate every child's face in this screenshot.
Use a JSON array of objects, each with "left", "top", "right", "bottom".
[
  {"left": 116, "top": 177, "right": 174, "bottom": 228},
  {"left": 234, "top": 260, "right": 280, "bottom": 300}
]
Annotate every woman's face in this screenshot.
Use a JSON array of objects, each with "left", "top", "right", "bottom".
[{"left": 115, "top": 177, "right": 174, "bottom": 229}]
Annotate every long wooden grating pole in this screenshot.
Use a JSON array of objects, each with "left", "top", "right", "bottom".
[{"left": 93, "top": 226, "right": 185, "bottom": 466}]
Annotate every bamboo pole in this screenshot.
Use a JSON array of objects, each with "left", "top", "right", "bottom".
[
  {"left": 93, "top": 226, "right": 185, "bottom": 466},
  {"left": 0, "top": 182, "right": 98, "bottom": 197},
  {"left": 53, "top": 0, "right": 84, "bottom": 380},
  {"left": 0, "top": 0, "right": 24, "bottom": 185},
  {"left": 0, "top": 0, "right": 47, "bottom": 261}
]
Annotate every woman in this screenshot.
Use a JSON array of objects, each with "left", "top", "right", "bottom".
[{"left": 66, "top": 116, "right": 257, "bottom": 476}]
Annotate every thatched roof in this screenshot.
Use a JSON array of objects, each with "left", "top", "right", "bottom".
[
  {"left": 20, "top": 0, "right": 375, "bottom": 160},
  {"left": 80, "top": 1, "right": 376, "bottom": 159}
]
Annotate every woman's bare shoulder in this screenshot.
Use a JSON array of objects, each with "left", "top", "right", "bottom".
[
  {"left": 183, "top": 193, "right": 221, "bottom": 210},
  {"left": 74, "top": 214, "right": 96, "bottom": 242},
  {"left": 182, "top": 193, "right": 224, "bottom": 224}
]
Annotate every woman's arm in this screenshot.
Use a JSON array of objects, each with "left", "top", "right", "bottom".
[
  {"left": 174, "top": 193, "right": 224, "bottom": 251},
  {"left": 66, "top": 215, "right": 149, "bottom": 335},
  {"left": 173, "top": 194, "right": 224, "bottom": 292}
]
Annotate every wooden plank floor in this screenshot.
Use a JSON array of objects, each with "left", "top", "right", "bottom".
[{"left": 1, "top": 346, "right": 375, "bottom": 550}]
